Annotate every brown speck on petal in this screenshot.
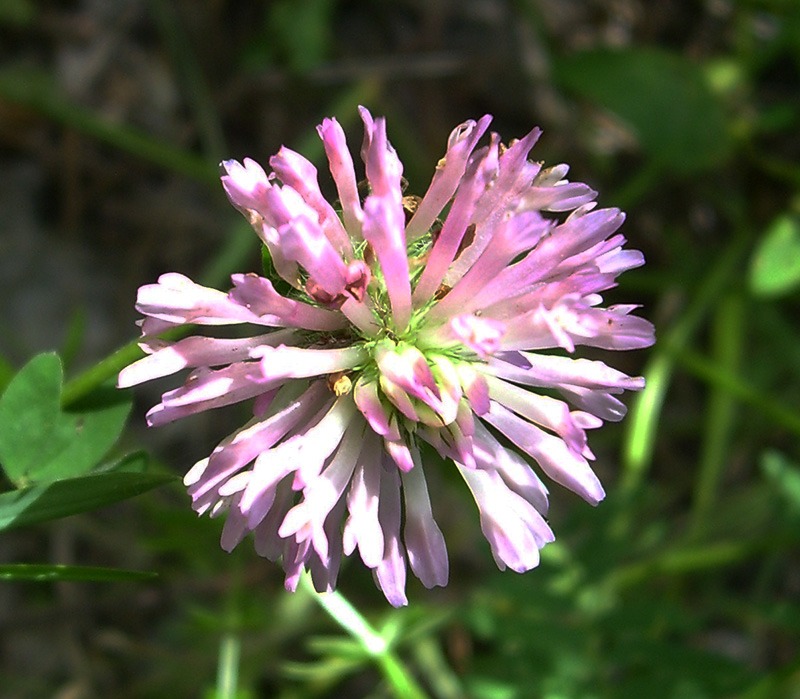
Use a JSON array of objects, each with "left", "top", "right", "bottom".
[
  {"left": 455, "top": 223, "right": 476, "bottom": 260},
  {"left": 434, "top": 284, "right": 451, "bottom": 300}
]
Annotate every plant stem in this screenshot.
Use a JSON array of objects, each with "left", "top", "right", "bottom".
[
  {"left": 60, "top": 339, "right": 146, "bottom": 408},
  {"left": 620, "top": 231, "right": 749, "bottom": 494},
  {"left": 689, "top": 293, "right": 743, "bottom": 538},
  {"left": 673, "top": 348, "right": 800, "bottom": 436},
  {"left": 300, "top": 573, "right": 429, "bottom": 699},
  {"left": 60, "top": 326, "right": 193, "bottom": 408},
  {"left": 216, "top": 632, "right": 241, "bottom": 699}
]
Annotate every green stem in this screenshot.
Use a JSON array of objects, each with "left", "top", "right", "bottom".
[
  {"left": 689, "top": 293, "right": 744, "bottom": 538},
  {"left": 620, "top": 231, "right": 749, "bottom": 495},
  {"left": 672, "top": 348, "right": 800, "bottom": 436},
  {"left": 216, "top": 632, "right": 241, "bottom": 699},
  {"left": 215, "top": 554, "right": 245, "bottom": 699},
  {"left": 607, "top": 539, "right": 764, "bottom": 591},
  {"left": 60, "top": 339, "right": 146, "bottom": 408},
  {"left": 412, "top": 636, "right": 465, "bottom": 699},
  {"left": 300, "top": 574, "right": 429, "bottom": 699},
  {"left": 61, "top": 325, "right": 194, "bottom": 408}
]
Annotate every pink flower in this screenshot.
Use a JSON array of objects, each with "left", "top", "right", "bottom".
[{"left": 119, "top": 108, "right": 654, "bottom": 605}]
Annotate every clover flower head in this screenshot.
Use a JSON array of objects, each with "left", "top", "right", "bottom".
[{"left": 119, "top": 107, "right": 654, "bottom": 606}]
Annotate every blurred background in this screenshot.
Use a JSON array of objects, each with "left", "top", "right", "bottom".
[{"left": 1, "top": 0, "right": 800, "bottom": 697}]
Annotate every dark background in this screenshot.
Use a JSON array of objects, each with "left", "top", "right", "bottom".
[{"left": 1, "top": 1, "right": 799, "bottom": 697}]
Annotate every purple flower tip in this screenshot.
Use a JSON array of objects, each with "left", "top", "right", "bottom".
[{"left": 120, "top": 108, "right": 655, "bottom": 605}]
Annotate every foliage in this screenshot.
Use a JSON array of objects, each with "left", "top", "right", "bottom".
[{"left": 1, "top": 0, "right": 799, "bottom": 697}]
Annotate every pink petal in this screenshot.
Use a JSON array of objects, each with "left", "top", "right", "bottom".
[
  {"left": 406, "top": 115, "right": 492, "bottom": 242},
  {"left": 251, "top": 344, "right": 367, "bottom": 382},
  {"left": 401, "top": 454, "right": 449, "bottom": 588},
  {"left": 456, "top": 363, "right": 490, "bottom": 415},
  {"left": 472, "top": 421, "right": 550, "bottom": 515},
  {"left": 448, "top": 314, "right": 506, "bottom": 358},
  {"left": 269, "top": 146, "right": 353, "bottom": 257},
  {"left": 413, "top": 136, "right": 500, "bottom": 305},
  {"left": 443, "top": 126, "right": 543, "bottom": 285},
  {"left": 239, "top": 397, "right": 354, "bottom": 527},
  {"left": 186, "top": 381, "right": 326, "bottom": 503},
  {"left": 220, "top": 158, "right": 271, "bottom": 214},
  {"left": 384, "top": 437, "right": 414, "bottom": 473},
  {"left": 279, "top": 420, "right": 362, "bottom": 562},
  {"left": 118, "top": 331, "right": 294, "bottom": 388},
  {"left": 525, "top": 163, "right": 597, "bottom": 212},
  {"left": 229, "top": 273, "right": 347, "bottom": 331},
  {"left": 457, "top": 464, "right": 554, "bottom": 572},
  {"left": 374, "top": 463, "right": 408, "bottom": 607},
  {"left": 136, "top": 273, "right": 260, "bottom": 326},
  {"left": 343, "top": 431, "right": 385, "bottom": 567},
  {"left": 362, "top": 193, "right": 411, "bottom": 330},
  {"left": 485, "top": 374, "right": 589, "bottom": 454},
  {"left": 145, "top": 363, "right": 269, "bottom": 426},
  {"left": 318, "top": 116, "right": 363, "bottom": 237},
  {"left": 483, "top": 401, "right": 605, "bottom": 505},
  {"left": 353, "top": 376, "right": 394, "bottom": 436},
  {"left": 375, "top": 342, "right": 441, "bottom": 408},
  {"left": 253, "top": 479, "right": 295, "bottom": 561}
]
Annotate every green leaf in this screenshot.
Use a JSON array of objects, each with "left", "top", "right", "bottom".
[
  {"left": 0, "top": 353, "right": 131, "bottom": 486},
  {"left": 99, "top": 450, "right": 150, "bottom": 474},
  {"left": 0, "top": 564, "right": 157, "bottom": 582},
  {"left": 0, "top": 353, "right": 62, "bottom": 484},
  {"left": 0, "top": 353, "right": 14, "bottom": 395},
  {"left": 748, "top": 215, "right": 800, "bottom": 297},
  {"left": 0, "top": 471, "right": 176, "bottom": 531},
  {"left": 554, "top": 48, "right": 731, "bottom": 173},
  {"left": 761, "top": 449, "right": 800, "bottom": 515}
]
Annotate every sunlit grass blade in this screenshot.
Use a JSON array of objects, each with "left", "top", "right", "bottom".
[
  {"left": 621, "top": 231, "right": 749, "bottom": 495},
  {"left": 299, "top": 573, "right": 430, "bottom": 699},
  {"left": 690, "top": 293, "right": 744, "bottom": 538}
]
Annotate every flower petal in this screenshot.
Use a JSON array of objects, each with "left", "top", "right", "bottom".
[
  {"left": 136, "top": 273, "right": 260, "bottom": 326},
  {"left": 472, "top": 421, "right": 550, "bottom": 514},
  {"left": 374, "top": 462, "right": 408, "bottom": 607},
  {"left": 229, "top": 274, "right": 347, "bottom": 330},
  {"left": 483, "top": 401, "right": 605, "bottom": 505},
  {"left": 343, "top": 431, "right": 385, "bottom": 567},
  {"left": 145, "top": 363, "right": 269, "bottom": 426},
  {"left": 270, "top": 146, "right": 353, "bottom": 257},
  {"left": 251, "top": 345, "right": 367, "bottom": 382},
  {"left": 318, "top": 116, "right": 363, "bottom": 237},
  {"left": 413, "top": 136, "right": 500, "bottom": 305},
  {"left": 402, "top": 453, "right": 449, "bottom": 588},
  {"left": 279, "top": 420, "right": 363, "bottom": 562},
  {"left": 220, "top": 158, "right": 271, "bottom": 214},
  {"left": 186, "top": 381, "right": 325, "bottom": 505},
  {"left": 406, "top": 115, "right": 492, "bottom": 242},
  {"left": 118, "top": 331, "right": 294, "bottom": 388},
  {"left": 458, "top": 463, "right": 554, "bottom": 572}
]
